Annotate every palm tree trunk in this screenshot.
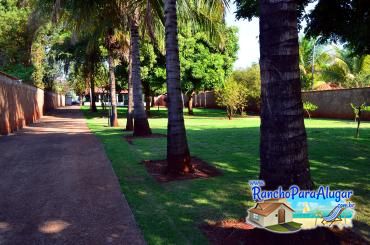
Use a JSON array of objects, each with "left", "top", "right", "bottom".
[
  {"left": 108, "top": 50, "right": 119, "bottom": 127},
  {"left": 259, "top": 0, "right": 313, "bottom": 190},
  {"left": 88, "top": 72, "right": 97, "bottom": 112},
  {"left": 131, "top": 17, "right": 151, "bottom": 136},
  {"left": 126, "top": 53, "right": 134, "bottom": 131},
  {"left": 164, "top": 0, "right": 192, "bottom": 174}
]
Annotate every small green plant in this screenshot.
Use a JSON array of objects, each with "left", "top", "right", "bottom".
[
  {"left": 303, "top": 101, "right": 318, "bottom": 119},
  {"left": 350, "top": 103, "right": 370, "bottom": 138}
]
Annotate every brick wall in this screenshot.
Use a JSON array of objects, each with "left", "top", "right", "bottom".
[{"left": 0, "top": 71, "right": 65, "bottom": 135}]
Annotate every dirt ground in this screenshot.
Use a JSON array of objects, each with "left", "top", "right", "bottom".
[
  {"left": 143, "top": 157, "right": 222, "bottom": 182},
  {"left": 0, "top": 107, "right": 146, "bottom": 245}
]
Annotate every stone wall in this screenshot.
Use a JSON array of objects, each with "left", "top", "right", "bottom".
[
  {"left": 0, "top": 71, "right": 65, "bottom": 135},
  {"left": 302, "top": 87, "right": 370, "bottom": 120}
]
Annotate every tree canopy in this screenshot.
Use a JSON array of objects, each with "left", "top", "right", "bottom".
[{"left": 305, "top": 0, "right": 370, "bottom": 55}]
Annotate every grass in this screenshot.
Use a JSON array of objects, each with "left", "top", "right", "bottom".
[
  {"left": 266, "top": 222, "right": 302, "bottom": 232},
  {"left": 82, "top": 106, "right": 370, "bottom": 244}
]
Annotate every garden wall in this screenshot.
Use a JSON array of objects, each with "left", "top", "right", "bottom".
[
  {"left": 192, "top": 88, "right": 370, "bottom": 120},
  {"left": 192, "top": 91, "right": 218, "bottom": 108},
  {"left": 0, "top": 71, "right": 65, "bottom": 135},
  {"left": 302, "top": 87, "right": 370, "bottom": 120}
]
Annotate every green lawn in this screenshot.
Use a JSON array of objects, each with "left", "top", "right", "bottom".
[
  {"left": 266, "top": 222, "right": 302, "bottom": 232},
  {"left": 82, "top": 107, "right": 370, "bottom": 244}
]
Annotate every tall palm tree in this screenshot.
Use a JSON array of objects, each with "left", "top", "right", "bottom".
[
  {"left": 164, "top": 0, "right": 192, "bottom": 173},
  {"left": 162, "top": 0, "right": 226, "bottom": 173},
  {"left": 125, "top": 50, "right": 134, "bottom": 131},
  {"left": 259, "top": 0, "right": 313, "bottom": 190},
  {"left": 105, "top": 28, "right": 121, "bottom": 126},
  {"left": 130, "top": 13, "right": 152, "bottom": 136}
]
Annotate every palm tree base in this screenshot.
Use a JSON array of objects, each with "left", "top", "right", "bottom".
[
  {"left": 133, "top": 118, "right": 152, "bottom": 136},
  {"left": 166, "top": 154, "right": 194, "bottom": 175},
  {"left": 126, "top": 117, "right": 134, "bottom": 131}
]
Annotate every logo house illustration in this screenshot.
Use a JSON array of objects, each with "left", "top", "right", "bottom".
[{"left": 247, "top": 198, "right": 294, "bottom": 227}]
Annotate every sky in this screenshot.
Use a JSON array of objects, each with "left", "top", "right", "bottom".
[
  {"left": 225, "top": 4, "right": 260, "bottom": 69},
  {"left": 225, "top": 2, "right": 317, "bottom": 69}
]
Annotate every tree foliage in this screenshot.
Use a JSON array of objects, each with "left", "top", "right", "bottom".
[
  {"left": 215, "top": 64, "right": 260, "bottom": 119},
  {"left": 234, "top": 0, "right": 313, "bottom": 25},
  {"left": 303, "top": 101, "right": 318, "bottom": 119},
  {"left": 179, "top": 27, "right": 238, "bottom": 95},
  {"left": 305, "top": 0, "right": 370, "bottom": 55}
]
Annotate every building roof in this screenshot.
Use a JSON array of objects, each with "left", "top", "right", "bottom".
[
  {"left": 249, "top": 201, "right": 294, "bottom": 217},
  {"left": 315, "top": 82, "right": 343, "bottom": 91}
]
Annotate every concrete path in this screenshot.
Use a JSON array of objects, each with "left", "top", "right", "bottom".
[{"left": 0, "top": 107, "right": 146, "bottom": 245}]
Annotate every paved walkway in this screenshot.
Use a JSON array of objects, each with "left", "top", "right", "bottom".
[{"left": 0, "top": 107, "right": 145, "bottom": 245}]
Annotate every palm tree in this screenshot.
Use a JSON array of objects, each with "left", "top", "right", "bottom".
[
  {"left": 319, "top": 47, "right": 370, "bottom": 88},
  {"left": 162, "top": 0, "right": 226, "bottom": 173},
  {"left": 130, "top": 14, "right": 152, "bottom": 136},
  {"left": 105, "top": 28, "right": 120, "bottom": 126},
  {"left": 259, "top": 0, "right": 313, "bottom": 190},
  {"left": 125, "top": 50, "right": 134, "bottom": 131},
  {"left": 164, "top": 0, "right": 192, "bottom": 173}
]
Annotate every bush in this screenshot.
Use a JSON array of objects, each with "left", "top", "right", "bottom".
[
  {"left": 303, "top": 101, "right": 318, "bottom": 119},
  {"left": 215, "top": 79, "right": 247, "bottom": 119},
  {"left": 230, "top": 64, "right": 261, "bottom": 113}
]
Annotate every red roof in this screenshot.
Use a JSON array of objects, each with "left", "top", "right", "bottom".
[{"left": 249, "top": 202, "right": 294, "bottom": 216}]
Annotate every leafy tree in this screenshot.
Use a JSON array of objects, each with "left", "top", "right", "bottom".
[
  {"left": 179, "top": 27, "right": 238, "bottom": 114},
  {"left": 0, "top": 0, "right": 32, "bottom": 72},
  {"left": 234, "top": 0, "right": 312, "bottom": 25},
  {"left": 68, "top": 67, "right": 86, "bottom": 105},
  {"left": 306, "top": 0, "right": 370, "bottom": 55},
  {"left": 215, "top": 78, "right": 247, "bottom": 119},
  {"left": 231, "top": 64, "right": 261, "bottom": 113},
  {"left": 140, "top": 40, "right": 166, "bottom": 115},
  {"left": 0, "top": 0, "right": 49, "bottom": 86}
]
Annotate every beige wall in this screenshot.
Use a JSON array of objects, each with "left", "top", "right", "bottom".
[
  {"left": 302, "top": 87, "right": 370, "bottom": 120},
  {"left": 190, "top": 88, "right": 370, "bottom": 120},
  {"left": 0, "top": 72, "right": 65, "bottom": 135}
]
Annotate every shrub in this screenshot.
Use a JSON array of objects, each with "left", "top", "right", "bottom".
[{"left": 303, "top": 101, "right": 318, "bottom": 119}]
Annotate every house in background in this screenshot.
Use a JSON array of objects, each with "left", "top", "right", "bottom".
[
  {"left": 247, "top": 199, "right": 294, "bottom": 227},
  {"left": 84, "top": 88, "right": 129, "bottom": 106}
]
